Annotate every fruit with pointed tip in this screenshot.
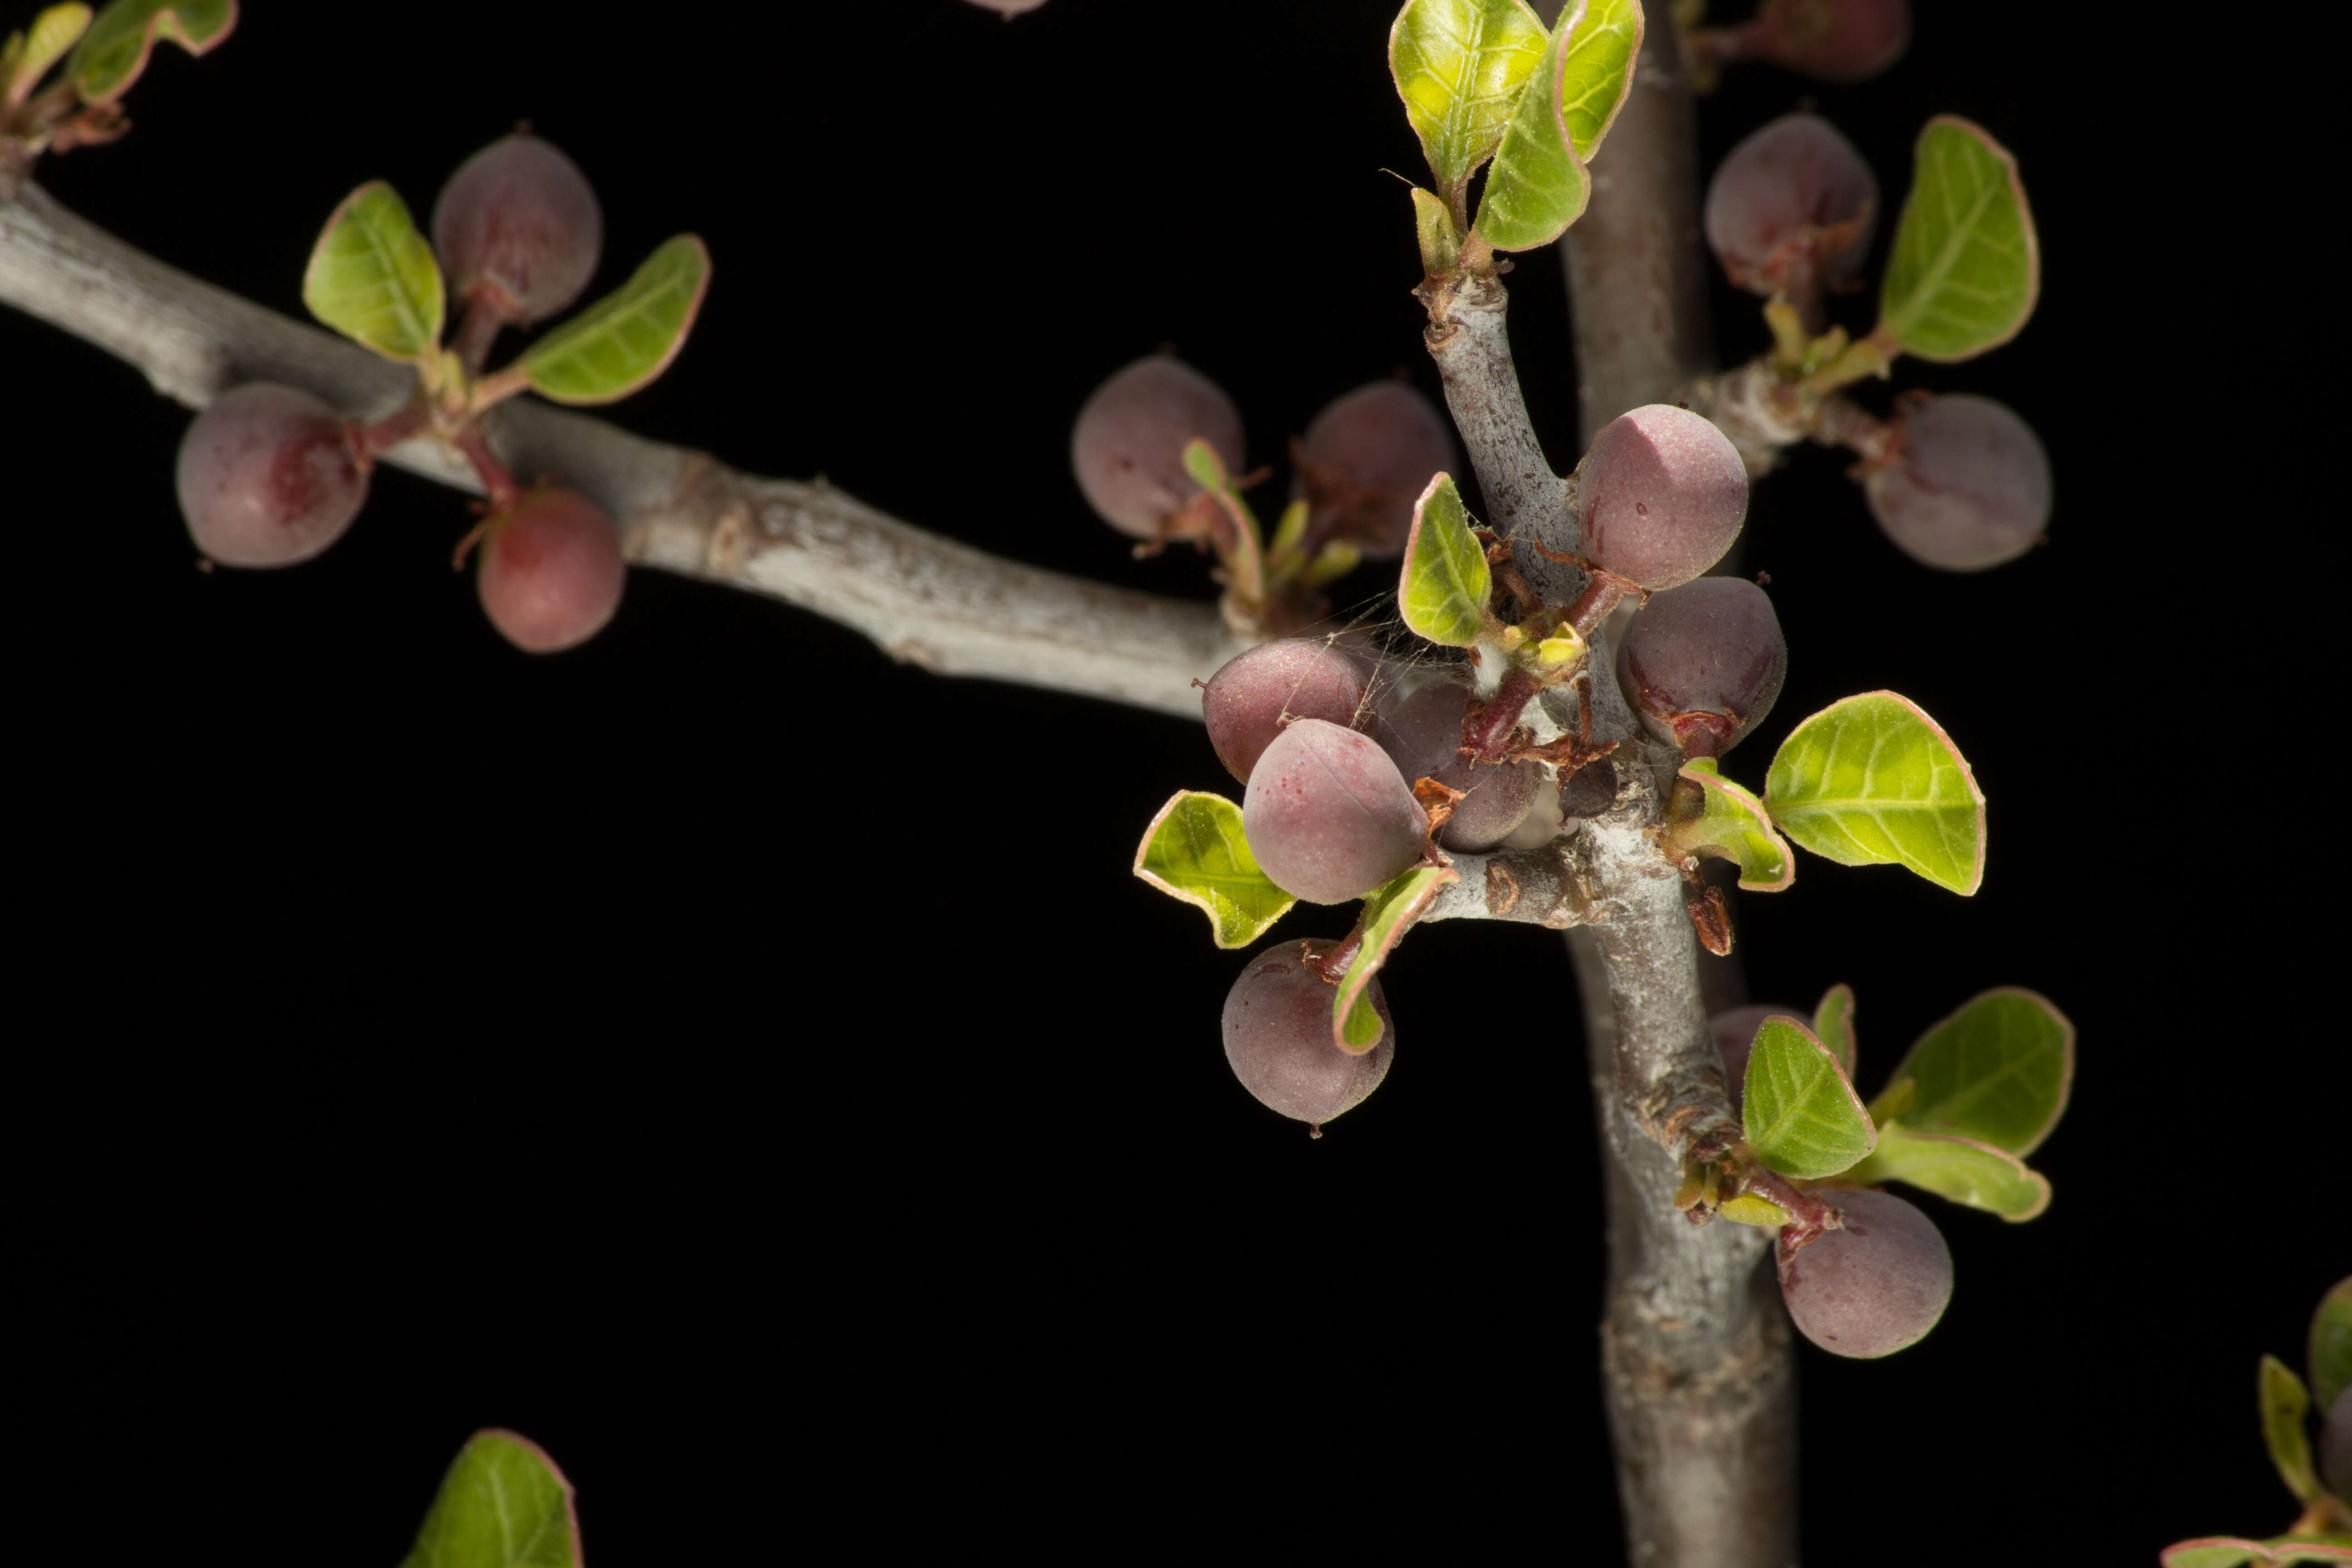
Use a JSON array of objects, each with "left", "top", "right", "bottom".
[
  {"left": 1221, "top": 939, "right": 1393, "bottom": 1133},
  {"left": 432, "top": 132, "right": 604, "bottom": 325},
  {"left": 1070, "top": 353, "right": 1244, "bottom": 539},
  {"left": 475, "top": 487, "right": 626, "bottom": 653},
  {"left": 1864, "top": 393, "right": 2051, "bottom": 571},
  {"left": 175, "top": 382, "right": 368, "bottom": 568}
]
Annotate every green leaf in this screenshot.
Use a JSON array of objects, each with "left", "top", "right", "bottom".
[
  {"left": 66, "top": 0, "right": 234, "bottom": 104},
  {"left": 2164, "top": 1542, "right": 2352, "bottom": 1568},
  {"left": 1180, "top": 437, "right": 1265, "bottom": 603},
  {"left": 1397, "top": 473, "right": 1491, "bottom": 647},
  {"left": 1555, "top": 0, "right": 1642, "bottom": 160},
  {"left": 5, "top": 5, "right": 93, "bottom": 98},
  {"left": 2262, "top": 1355, "right": 2323, "bottom": 1505},
  {"left": 519, "top": 234, "right": 710, "bottom": 405},
  {"left": 1411, "top": 185, "right": 1462, "bottom": 278},
  {"left": 2311, "top": 1278, "right": 2352, "bottom": 1411},
  {"left": 1473, "top": 6, "right": 1590, "bottom": 251},
  {"left": 399, "top": 1430, "right": 582, "bottom": 1568},
  {"left": 1764, "top": 690, "right": 1985, "bottom": 895},
  {"left": 1838, "top": 1127, "right": 2051, "bottom": 1221},
  {"left": 301, "top": 181, "right": 445, "bottom": 363},
  {"left": 1668, "top": 758, "right": 1793, "bottom": 892},
  {"left": 1132, "top": 791, "right": 1296, "bottom": 950},
  {"left": 1743, "top": 1016, "right": 1875, "bottom": 1181},
  {"left": 1388, "top": 0, "right": 1548, "bottom": 207},
  {"left": 1333, "top": 862, "right": 1457, "bottom": 1054},
  {"left": 1878, "top": 116, "right": 2040, "bottom": 362},
  {"left": 1812, "top": 982, "right": 1856, "bottom": 1078},
  {"left": 1867, "top": 988, "right": 2073, "bottom": 1156}
]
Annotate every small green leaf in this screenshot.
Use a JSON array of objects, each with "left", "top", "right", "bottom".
[
  {"left": 1133, "top": 791, "right": 1297, "bottom": 950},
  {"left": 5, "top": 5, "right": 93, "bottom": 98},
  {"left": 2311, "top": 1278, "right": 2352, "bottom": 1411},
  {"left": 1180, "top": 438, "right": 1265, "bottom": 604},
  {"left": 399, "top": 1430, "right": 582, "bottom": 1568},
  {"left": 1388, "top": 0, "right": 1549, "bottom": 207},
  {"left": 1764, "top": 691, "right": 1986, "bottom": 895},
  {"left": 1397, "top": 473, "right": 1491, "bottom": 647},
  {"left": 1411, "top": 185, "right": 1462, "bottom": 278},
  {"left": 2164, "top": 1542, "right": 2352, "bottom": 1568},
  {"left": 1333, "top": 862, "right": 1457, "bottom": 1054},
  {"left": 1743, "top": 1015, "right": 1875, "bottom": 1181},
  {"left": 1473, "top": 6, "right": 1590, "bottom": 251},
  {"left": 1555, "top": 0, "right": 1642, "bottom": 160},
  {"left": 1718, "top": 1192, "right": 1789, "bottom": 1228},
  {"left": 1867, "top": 988, "right": 2073, "bottom": 1156},
  {"left": 1837, "top": 1127, "right": 2051, "bottom": 1221},
  {"left": 302, "top": 181, "right": 445, "bottom": 363},
  {"left": 1669, "top": 758, "right": 1793, "bottom": 892},
  {"left": 2263, "top": 1355, "right": 2323, "bottom": 1504},
  {"left": 66, "top": 0, "right": 233, "bottom": 104},
  {"left": 1878, "top": 116, "right": 2039, "bottom": 362},
  {"left": 519, "top": 234, "right": 709, "bottom": 405},
  {"left": 1812, "top": 982, "right": 1856, "bottom": 1078}
]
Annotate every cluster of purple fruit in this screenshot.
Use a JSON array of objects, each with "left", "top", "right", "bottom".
[
  {"left": 172, "top": 132, "right": 625, "bottom": 652},
  {"left": 1704, "top": 111, "right": 2053, "bottom": 572}
]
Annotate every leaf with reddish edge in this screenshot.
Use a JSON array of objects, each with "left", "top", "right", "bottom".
[
  {"left": 2264, "top": 1355, "right": 2326, "bottom": 1505},
  {"left": 4, "top": 6, "right": 93, "bottom": 105},
  {"left": 1132, "top": 790, "right": 1296, "bottom": 950},
  {"left": 398, "top": 1429, "right": 583, "bottom": 1568},
  {"left": 1764, "top": 690, "right": 1985, "bottom": 895},
  {"left": 65, "top": 0, "right": 233, "bottom": 104},
  {"left": 2312, "top": 1279, "right": 2352, "bottom": 1411},
  {"left": 303, "top": 181, "right": 446, "bottom": 363},
  {"left": 2163, "top": 1541, "right": 2352, "bottom": 1568},
  {"left": 1867, "top": 987, "right": 2073, "bottom": 1157},
  {"left": 1811, "top": 982, "right": 1856, "bottom": 1078},
  {"left": 1388, "top": 0, "right": 1548, "bottom": 214},
  {"left": 1666, "top": 757, "right": 1792, "bottom": 892},
  {"left": 1835, "top": 1127, "right": 2051, "bottom": 1221},
  {"left": 1742, "top": 1015, "right": 1874, "bottom": 1180},
  {"left": 1398, "top": 472, "right": 1491, "bottom": 647},
  {"left": 1180, "top": 437, "right": 1264, "bottom": 605},
  {"left": 1332, "top": 861, "right": 1457, "bottom": 1053},
  {"left": 1877, "top": 116, "right": 2039, "bottom": 363},
  {"left": 520, "top": 234, "right": 710, "bottom": 406},
  {"left": 1474, "top": 3, "right": 1588, "bottom": 252},
  {"left": 1558, "top": 0, "right": 1641, "bottom": 160}
]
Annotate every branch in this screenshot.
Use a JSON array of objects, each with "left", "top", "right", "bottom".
[{"left": 0, "top": 181, "right": 1244, "bottom": 719}]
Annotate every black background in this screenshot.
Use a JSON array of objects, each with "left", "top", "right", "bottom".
[{"left": 5, "top": 2, "right": 2336, "bottom": 1563}]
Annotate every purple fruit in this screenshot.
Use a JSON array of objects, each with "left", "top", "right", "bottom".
[
  {"left": 1864, "top": 394, "right": 2050, "bottom": 572},
  {"left": 1779, "top": 1187, "right": 1953, "bottom": 1358},
  {"left": 175, "top": 382, "right": 368, "bottom": 568},
  {"left": 1705, "top": 112, "right": 1878, "bottom": 299},
  {"left": 1070, "top": 354, "right": 1245, "bottom": 539},
  {"left": 433, "top": 132, "right": 603, "bottom": 325},
  {"left": 1242, "top": 719, "right": 1428, "bottom": 905},
  {"left": 1221, "top": 939, "right": 1394, "bottom": 1132},
  {"left": 1297, "top": 380, "right": 1458, "bottom": 559},
  {"left": 1575, "top": 405, "right": 1749, "bottom": 591},
  {"left": 1619, "top": 577, "right": 1787, "bottom": 759},
  {"left": 1372, "top": 678, "right": 1538, "bottom": 852},
  {"left": 1200, "top": 638, "right": 1372, "bottom": 784}
]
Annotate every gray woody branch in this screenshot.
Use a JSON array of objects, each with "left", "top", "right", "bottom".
[{"left": 0, "top": 181, "right": 1245, "bottom": 720}]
